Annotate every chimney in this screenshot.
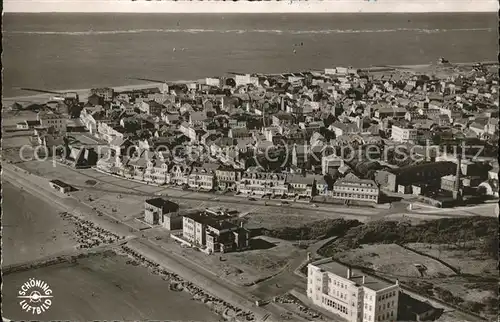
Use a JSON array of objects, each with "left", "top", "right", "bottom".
[
  {"left": 362, "top": 275, "right": 366, "bottom": 284},
  {"left": 347, "top": 267, "right": 352, "bottom": 279},
  {"left": 240, "top": 221, "right": 244, "bottom": 228},
  {"left": 396, "top": 278, "right": 399, "bottom": 286},
  {"left": 453, "top": 153, "right": 462, "bottom": 200}
]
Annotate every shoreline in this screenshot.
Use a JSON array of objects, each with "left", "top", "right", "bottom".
[{"left": 3, "top": 60, "right": 497, "bottom": 103}]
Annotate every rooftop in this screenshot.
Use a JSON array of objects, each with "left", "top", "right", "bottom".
[{"left": 313, "top": 259, "right": 396, "bottom": 292}]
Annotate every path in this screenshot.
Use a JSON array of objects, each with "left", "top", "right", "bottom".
[{"left": 249, "top": 236, "right": 337, "bottom": 300}]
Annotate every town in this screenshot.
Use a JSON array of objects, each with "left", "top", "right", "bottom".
[{"left": 3, "top": 58, "right": 498, "bottom": 322}]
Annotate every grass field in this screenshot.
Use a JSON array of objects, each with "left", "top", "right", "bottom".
[
  {"left": 406, "top": 242, "right": 498, "bottom": 276},
  {"left": 152, "top": 235, "right": 305, "bottom": 286},
  {"left": 335, "top": 243, "right": 456, "bottom": 278}
]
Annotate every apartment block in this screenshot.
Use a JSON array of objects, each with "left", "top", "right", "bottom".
[
  {"left": 37, "top": 111, "right": 67, "bottom": 134},
  {"left": 182, "top": 212, "right": 249, "bottom": 254},
  {"left": 391, "top": 125, "right": 417, "bottom": 143},
  {"left": 331, "top": 174, "right": 380, "bottom": 204},
  {"left": 307, "top": 259, "right": 399, "bottom": 322}
]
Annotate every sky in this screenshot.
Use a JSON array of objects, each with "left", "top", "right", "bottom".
[{"left": 3, "top": 0, "right": 499, "bottom": 13}]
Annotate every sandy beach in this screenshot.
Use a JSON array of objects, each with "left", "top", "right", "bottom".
[
  {"left": 2, "top": 181, "right": 80, "bottom": 267},
  {"left": 2, "top": 61, "right": 495, "bottom": 106},
  {"left": 2, "top": 251, "right": 220, "bottom": 321}
]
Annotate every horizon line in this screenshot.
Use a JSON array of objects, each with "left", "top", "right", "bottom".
[{"left": 4, "top": 1, "right": 499, "bottom": 13}]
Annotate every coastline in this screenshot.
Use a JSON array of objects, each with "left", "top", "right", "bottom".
[{"left": 3, "top": 61, "right": 497, "bottom": 104}]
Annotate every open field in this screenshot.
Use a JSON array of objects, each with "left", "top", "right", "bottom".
[
  {"left": 2, "top": 251, "right": 221, "bottom": 321},
  {"left": 2, "top": 181, "right": 79, "bottom": 267},
  {"left": 147, "top": 232, "right": 305, "bottom": 286},
  {"left": 243, "top": 210, "right": 366, "bottom": 230},
  {"left": 335, "top": 243, "right": 456, "bottom": 278},
  {"left": 1, "top": 110, "right": 38, "bottom": 127},
  {"left": 406, "top": 242, "right": 498, "bottom": 276}
]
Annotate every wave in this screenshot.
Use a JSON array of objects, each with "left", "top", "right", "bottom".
[{"left": 5, "top": 27, "right": 493, "bottom": 35}]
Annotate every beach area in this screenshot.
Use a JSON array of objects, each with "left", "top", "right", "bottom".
[
  {"left": 2, "top": 250, "right": 220, "bottom": 321},
  {"left": 2, "top": 181, "right": 80, "bottom": 267},
  {"left": 2, "top": 61, "right": 497, "bottom": 107}
]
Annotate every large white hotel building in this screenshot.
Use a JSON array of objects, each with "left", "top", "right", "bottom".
[{"left": 307, "top": 259, "right": 400, "bottom": 322}]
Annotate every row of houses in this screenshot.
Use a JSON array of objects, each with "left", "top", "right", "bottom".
[{"left": 99, "top": 155, "right": 380, "bottom": 203}]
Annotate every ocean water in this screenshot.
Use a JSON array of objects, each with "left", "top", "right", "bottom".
[{"left": 2, "top": 13, "right": 498, "bottom": 97}]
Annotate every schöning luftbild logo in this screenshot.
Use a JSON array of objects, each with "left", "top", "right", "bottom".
[{"left": 17, "top": 278, "right": 53, "bottom": 315}]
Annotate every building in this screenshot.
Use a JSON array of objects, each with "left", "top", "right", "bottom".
[
  {"left": 90, "top": 87, "right": 114, "bottom": 102},
  {"left": 391, "top": 125, "right": 417, "bottom": 143},
  {"left": 65, "top": 146, "right": 98, "bottom": 168},
  {"left": 205, "top": 77, "right": 221, "bottom": 87},
  {"left": 49, "top": 179, "right": 73, "bottom": 194},
  {"left": 215, "top": 165, "right": 241, "bottom": 191},
  {"left": 144, "top": 198, "right": 180, "bottom": 227},
  {"left": 286, "top": 174, "right": 316, "bottom": 197},
  {"left": 37, "top": 111, "right": 67, "bottom": 134},
  {"left": 16, "top": 120, "right": 41, "bottom": 130},
  {"left": 307, "top": 259, "right": 400, "bottom": 322},
  {"left": 235, "top": 74, "right": 259, "bottom": 87},
  {"left": 188, "top": 167, "right": 215, "bottom": 191},
  {"left": 331, "top": 174, "right": 380, "bottom": 204},
  {"left": 182, "top": 212, "right": 249, "bottom": 254},
  {"left": 237, "top": 171, "right": 288, "bottom": 196},
  {"left": 322, "top": 154, "right": 345, "bottom": 175}
]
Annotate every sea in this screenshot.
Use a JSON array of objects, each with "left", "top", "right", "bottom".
[{"left": 2, "top": 13, "right": 498, "bottom": 97}]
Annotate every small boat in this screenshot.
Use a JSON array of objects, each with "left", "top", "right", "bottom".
[{"left": 173, "top": 47, "right": 176, "bottom": 52}]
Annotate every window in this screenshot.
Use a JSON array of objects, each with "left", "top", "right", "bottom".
[
  {"left": 392, "top": 300, "right": 394, "bottom": 306},
  {"left": 391, "top": 311, "right": 394, "bottom": 317}
]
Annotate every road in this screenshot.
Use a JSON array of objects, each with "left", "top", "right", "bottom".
[
  {"left": 249, "top": 237, "right": 337, "bottom": 300},
  {"left": 46, "top": 163, "right": 378, "bottom": 218},
  {"left": 3, "top": 163, "right": 308, "bottom": 322}
]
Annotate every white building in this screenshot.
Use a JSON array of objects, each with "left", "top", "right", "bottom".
[
  {"left": 331, "top": 174, "right": 380, "bottom": 204},
  {"left": 308, "top": 259, "right": 400, "bottom": 322},
  {"left": 235, "top": 74, "right": 259, "bottom": 87},
  {"left": 391, "top": 125, "right": 417, "bottom": 143},
  {"left": 322, "top": 154, "right": 344, "bottom": 175},
  {"left": 206, "top": 77, "right": 221, "bottom": 87}
]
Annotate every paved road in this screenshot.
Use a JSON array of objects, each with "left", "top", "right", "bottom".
[{"left": 58, "top": 165, "right": 376, "bottom": 218}]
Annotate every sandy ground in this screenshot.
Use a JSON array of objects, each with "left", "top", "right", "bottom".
[
  {"left": 2, "top": 181, "right": 79, "bottom": 267},
  {"left": 335, "top": 243, "right": 456, "bottom": 278},
  {"left": 144, "top": 231, "right": 305, "bottom": 286},
  {"left": 2, "top": 251, "right": 220, "bottom": 321},
  {"left": 406, "top": 242, "right": 498, "bottom": 276},
  {"left": 243, "top": 209, "right": 365, "bottom": 230}
]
